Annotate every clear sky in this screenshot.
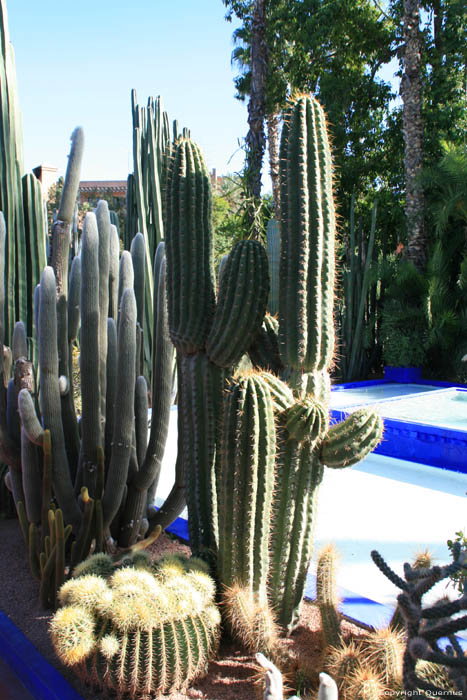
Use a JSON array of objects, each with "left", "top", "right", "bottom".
[{"left": 7, "top": 0, "right": 248, "bottom": 183}]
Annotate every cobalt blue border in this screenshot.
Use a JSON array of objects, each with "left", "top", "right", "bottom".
[
  {"left": 0, "top": 608, "right": 83, "bottom": 700},
  {"left": 331, "top": 377, "right": 467, "bottom": 391},
  {"left": 330, "top": 381, "right": 467, "bottom": 474}
]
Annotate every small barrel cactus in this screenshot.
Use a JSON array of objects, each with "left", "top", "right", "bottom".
[{"left": 50, "top": 554, "right": 221, "bottom": 697}]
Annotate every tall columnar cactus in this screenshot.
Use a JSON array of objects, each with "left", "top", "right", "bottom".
[
  {"left": 217, "top": 373, "right": 276, "bottom": 597},
  {"left": 163, "top": 98, "right": 383, "bottom": 637},
  {"left": 263, "top": 95, "right": 383, "bottom": 632},
  {"left": 164, "top": 138, "right": 269, "bottom": 558},
  {"left": 0, "top": 0, "right": 47, "bottom": 346},
  {"left": 217, "top": 372, "right": 278, "bottom": 652},
  {"left": 50, "top": 554, "right": 221, "bottom": 697},
  {"left": 126, "top": 91, "right": 181, "bottom": 377}
]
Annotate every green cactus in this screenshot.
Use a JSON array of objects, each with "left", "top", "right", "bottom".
[
  {"left": 164, "top": 138, "right": 269, "bottom": 560},
  {"left": 263, "top": 96, "right": 383, "bottom": 632},
  {"left": 0, "top": 0, "right": 47, "bottom": 345},
  {"left": 0, "top": 125, "right": 174, "bottom": 607},
  {"left": 49, "top": 554, "right": 221, "bottom": 697},
  {"left": 217, "top": 372, "right": 276, "bottom": 596},
  {"left": 162, "top": 98, "right": 383, "bottom": 640},
  {"left": 249, "top": 313, "right": 283, "bottom": 374},
  {"left": 266, "top": 218, "right": 280, "bottom": 316},
  {"left": 316, "top": 545, "right": 341, "bottom": 650},
  {"left": 216, "top": 372, "right": 279, "bottom": 651}
]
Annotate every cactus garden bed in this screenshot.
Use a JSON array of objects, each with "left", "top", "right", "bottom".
[{"left": 0, "top": 518, "right": 369, "bottom": 700}]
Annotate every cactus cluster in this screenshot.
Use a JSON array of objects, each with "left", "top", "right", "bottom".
[
  {"left": 50, "top": 553, "right": 221, "bottom": 697},
  {"left": 161, "top": 95, "right": 383, "bottom": 643},
  {"left": 0, "top": 0, "right": 47, "bottom": 347},
  {"left": 0, "top": 127, "right": 174, "bottom": 607}
]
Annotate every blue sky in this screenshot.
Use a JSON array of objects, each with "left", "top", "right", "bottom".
[{"left": 8, "top": 1, "right": 247, "bottom": 182}]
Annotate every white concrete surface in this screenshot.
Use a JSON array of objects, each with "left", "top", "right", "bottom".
[{"left": 155, "top": 408, "right": 467, "bottom": 630}]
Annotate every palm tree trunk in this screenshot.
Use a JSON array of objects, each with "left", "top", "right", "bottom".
[
  {"left": 267, "top": 110, "right": 281, "bottom": 216},
  {"left": 401, "top": 0, "right": 426, "bottom": 271},
  {"left": 245, "top": 0, "right": 267, "bottom": 236}
]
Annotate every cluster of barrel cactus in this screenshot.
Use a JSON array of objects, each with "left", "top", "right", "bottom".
[{"left": 50, "top": 552, "right": 220, "bottom": 697}]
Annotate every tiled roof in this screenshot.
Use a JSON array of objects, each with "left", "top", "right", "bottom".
[{"left": 79, "top": 180, "right": 127, "bottom": 191}]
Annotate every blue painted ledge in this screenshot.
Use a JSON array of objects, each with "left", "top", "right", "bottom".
[{"left": 0, "top": 608, "right": 83, "bottom": 700}]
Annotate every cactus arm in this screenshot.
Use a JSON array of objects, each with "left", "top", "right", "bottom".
[
  {"left": 165, "top": 140, "right": 215, "bottom": 354},
  {"left": 278, "top": 96, "right": 335, "bottom": 373},
  {"left": 51, "top": 128, "right": 84, "bottom": 297},
  {"left": 57, "top": 127, "right": 84, "bottom": 224},
  {"left": 56, "top": 293, "right": 79, "bottom": 478},
  {"left": 21, "top": 427, "right": 41, "bottom": 524},
  {"left": 18, "top": 388, "right": 43, "bottom": 445},
  {"left": 6, "top": 378, "right": 20, "bottom": 444},
  {"left": 248, "top": 314, "right": 283, "bottom": 374},
  {"left": 68, "top": 256, "right": 81, "bottom": 342},
  {"left": 117, "top": 250, "right": 134, "bottom": 316},
  {"left": 38, "top": 267, "right": 81, "bottom": 532},
  {"left": 79, "top": 213, "right": 102, "bottom": 495},
  {"left": 180, "top": 353, "right": 225, "bottom": 557},
  {"left": 96, "top": 200, "right": 111, "bottom": 435},
  {"left": 130, "top": 232, "right": 145, "bottom": 329},
  {"left": 266, "top": 219, "right": 280, "bottom": 316},
  {"left": 217, "top": 374, "right": 276, "bottom": 598},
  {"left": 130, "top": 232, "right": 147, "bottom": 374},
  {"left": 320, "top": 409, "right": 384, "bottom": 469},
  {"left": 108, "top": 224, "right": 120, "bottom": 321},
  {"left": 278, "top": 449, "right": 324, "bottom": 631},
  {"left": 121, "top": 253, "right": 173, "bottom": 545},
  {"left": 102, "top": 288, "right": 137, "bottom": 530},
  {"left": 206, "top": 240, "right": 269, "bottom": 368},
  {"left": 104, "top": 318, "right": 117, "bottom": 476},
  {"left": 134, "top": 375, "right": 148, "bottom": 468}
]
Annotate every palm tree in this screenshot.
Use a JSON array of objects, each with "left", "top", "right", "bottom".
[{"left": 401, "top": 0, "right": 426, "bottom": 271}]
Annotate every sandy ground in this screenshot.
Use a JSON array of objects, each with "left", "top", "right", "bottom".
[{"left": 0, "top": 518, "right": 366, "bottom": 700}]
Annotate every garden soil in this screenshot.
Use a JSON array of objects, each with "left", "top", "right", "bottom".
[{"left": 0, "top": 518, "right": 366, "bottom": 699}]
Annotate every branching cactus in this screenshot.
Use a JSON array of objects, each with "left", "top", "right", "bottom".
[
  {"left": 371, "top": 544, "right": 467, "bottom": 696},
  {"left": 164, "top": 138, "right": 269, "bottom": 559},
  {"left": 262, "top": 96, "right": 383, "bottom": 632},
  {"left": 164, "top": 97, "right": 383, "bottom": 638},
  {"left": 0, "top": 130, "right": 174, "bottom": 606}
]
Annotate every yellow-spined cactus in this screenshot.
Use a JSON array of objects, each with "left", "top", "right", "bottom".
[{"left": 50, "top": 554, "right": 221, "bottom": 698}]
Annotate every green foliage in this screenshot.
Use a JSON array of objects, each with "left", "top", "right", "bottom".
[
  {"left": 212, "top": 171, "right": 273, "bottom": 263},
  {"left": 422, "top": 142, "right": 467, "bottom": 379},
  {"left": 380, "top": 261, "right": 429, "bottom": 367}
]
